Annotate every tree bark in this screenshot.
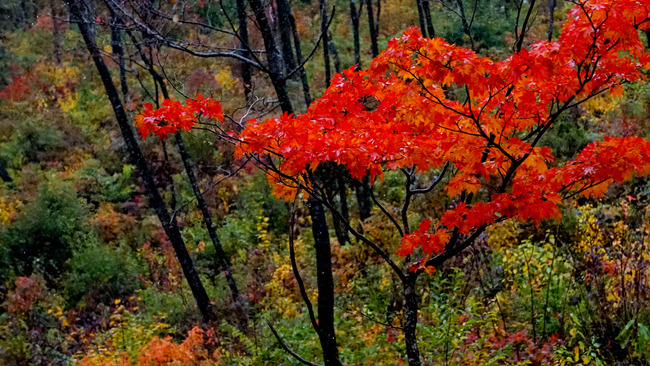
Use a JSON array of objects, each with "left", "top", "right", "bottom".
[
  {"left": 366, "top": 0, "right": 379, "bottom": 57},
  {"left": 328, "top": 35, "right": 342, "bottom": 74},
  {"left": 246, "top": 3, "right": 341, "bottom": 364},
  {"left": 124, "top": 25, "right": 246, "bottom": 327},
  {"left": 51, "top": 0, "right": 62, "bottom": 65},
  {"left": 236, "top": 0, "right": 253, "bottom": 99},
  {"left": 67, "top": 0, "right": 215, "bottom": 323},
  {"left": 403, "top": 275, "right": 422, "bottom": 366},
  {"left": 356, "top": 176, "right": 372, "bottom": 221},
  {"left": 308, "top": 197, "right": 343, "bottom": 366},
  {"left": 109, "top": 10, "right": 128, "bottom": 103},
  {"left": 288, "top": 5, "right": 312, "bottom": 107},
  {"left": 248, "top": 0, "right": 293, "bottom": 114},
  {"left": 175, "top": 132, "right": 247, "bottom": 327},
  {"left": 349, "top": 0, "right": 362, "bottom": 69},
  {"left": 320, "top": 0, "right": 332, "bottom": 87},
  {"left": 335, "top": 176, "right": 350, "bottom": 244},
  {"left": 415, "top": 0, "right": 428, "bottom": 38},
  {"left": 455, "top": 0, "right": 475, "bottom": 50},
  {"left": 422, "top": 0, "right": 435, "bottom": 38},
  {"left": 277, "top": 0, "right": 297, "bottom": 73},
  {"left": 547, "top": 0, "right": 556, "bottom": 42}
]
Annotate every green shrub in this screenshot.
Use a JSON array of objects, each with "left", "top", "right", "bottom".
[
  {"left": 64, "top": 244, "right": 142, "bottom": 305},
  {"left": 77, "top": 160, "right": 134, "bottom": 204},
  {"left": 0, "top": 178, "right": 96, "bottom": 282},
  {"left": 0, "top": 118, "right": 63, "bottom": 169},
  {"left": 540, "top": 118, "right": 595, "bottom": 160}
]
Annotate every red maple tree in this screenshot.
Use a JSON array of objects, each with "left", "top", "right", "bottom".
[
  {"left": 135, "top": 0, "right": 650, "bottom": 363},
  {"left": 236, "top": 0, "right": 650, "bottom": 271}
]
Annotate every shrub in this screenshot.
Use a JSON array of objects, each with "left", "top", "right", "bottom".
[
  {"left": 0, "top": 118, "right": 63, "bottom": 169},
  {"left": 0, "top": 178, "right": 96, "bottom": 282},
  {"left": 64, "top": 244, "right": 142, "bottom": 305}
]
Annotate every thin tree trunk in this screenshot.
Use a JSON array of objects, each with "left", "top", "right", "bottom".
[
  {"left": 356, "top": 176, "right": 372, "bottom": 221},
  {"left": 175, "top": 132, "right": 247, "bottom": 327},
  {"left": 308, "top": 197, "right": 343, "bottom": 366},
  {"left": 366, "top": 0, "right": 379, "bottom": 57},
  {"left": 51, "top": 0, "right": 62, "bottom": 65},
  {"left": 358, "top": 0, "right": 378, "bottom": 218},
  {"left": 67, "top": 0, "right": 215, "bottom": 323},
  {"left": 125, "top": 26, "right": 246, "bottom": 327},
  {"left": 403, "top": 275, "right": 421, "bottom": 366},
  {"left": 328, "top": 35, "right": 342, "bottom": 74},
  {"left": 547, "top": 0, "right": 556, "bottom": 42},
  {"left": 109, "top": 10, "right": 128, "bottom": 103},
  {"left": 248, "top": 0, "right": 293, "bottom": 113},
  {"left": 333, "top": 176, "right": 350, "bottom": 244},
  {"left": 236, "top": 0, "right": 253, "bottom": 99},
  {"left": 422, "top": 0, "right": 435, "bottom": 38},
  {"left": 18, "top": 0, "right": 27, "bottom": 28},
  {"left": 246, "top": 4, "right": 341, "bottom": 363},
  {"left": 320, "top": 0, "right": 332, "bottom": 87},
  {"left": 455, "top": 0, "right": 475, "bottom": 50},
  {"left": 349, "top": 0, "right": 362, "bottom": 68},
  {"left": 288, "top": 6, "right": 312, "bottom": 107},
  {"left": 415, "top": 0, "right": 427, "bottom": 38},
  {"left": 277, "top": 0, "right": 297, "bottom": 73}
]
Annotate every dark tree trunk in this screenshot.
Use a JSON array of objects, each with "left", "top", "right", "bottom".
[
  {"left": 366, "top": 0, "right": 379, "bottom": 57},
  {"left": 358, "top": 0, "right": 378, "bottom": 218},
  {"left": 18, "top": 0, "right": 26, "bottom": 28},
  {"left": 328, "top": 35, "right": 342, "bottom": 74},
  {"left": 124, "top": 24, "right": 246, "bottom": 327},
  {"left": 109, "top": 11, "right": 128, "bottom": 102},
  {"left": 308, "top": 197, "right": 343, "bottom": 366},
  {"left": 51, "top": 0, "right": 62, "bottom": 65},
  {"left": 236, "top": 0, "right": 253, "bottom": 99},
  {"left": 455, "top": 0, "right": 475, "bottom": 50},
  {"left": 67, "top": 0, "right": 215, "bottom": 323},
  {"left": 320, "top": 0, "right": 332, "bottom": 87},
  {"left": 356, "top": 176, "right": 372, "bottom": 221},
  {"left": 277, "top": 0, "right": 297, "bottom": 73},
  {"left": 288, "top": 6, "right": 312, "bottom": 107},
  {"left": 422, "top": 0, "right": 435, "bottom": 38},
  {"left": 547, "top": 0, "right": 556, "bottom": 42},
  {"left": 403, "top": 275, "right": 422, "bottom": 366},
  {"left": 246, "top": 4, "right": 341, "bottom": 363},
  {"left": 332, "top": 176, "right": 350, "bottom": 244},
  {"left": 349, "top": 0, "right": 362, "bottom": 68},
  {"left": 175, "top": 133, "right": 247, "bottom": 327},
  {"left": 249, "top": 0, "right": 293, "bottom": 113},
  {"left": 415, "top": 0, "right": 428, "bottom": 38}
]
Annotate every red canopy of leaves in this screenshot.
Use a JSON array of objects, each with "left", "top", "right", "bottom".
[
  {"left": 235, "top": 0, "right": 650, "bottom": 263},
  {"left": 134, "top": 0, "right": 650, "bottom": 265},
  {"left": 134, "top": 93, "right": 223, "bottom": 140}
]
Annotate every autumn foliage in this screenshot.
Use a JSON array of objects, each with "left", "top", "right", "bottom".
[
  {"left": 134, "top": 0, "right": 650, "bottom": 268},
  {"left": 232, "top": 0, "right": 650, "bottom": 266},
  {"left": 134, "top": 94, "right": 223, "bottom": 140}
]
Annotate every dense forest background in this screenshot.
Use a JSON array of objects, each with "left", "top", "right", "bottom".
[{"left": 1, "top": 0, "right": 650, "bottom": 365}]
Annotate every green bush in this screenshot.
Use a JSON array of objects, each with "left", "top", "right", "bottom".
[
  {"left": 64, "top": 244, "right": 142, "bottom": 305},
  {"left": 540, "top": 118, "right": 595, "bottom": 160},
  {"left": 77, "top": 160, "right": 134, "bottom": 204},
  {"left": 0, "top": 118, "right": 63, "bottom": 169},
  {"left": 0, "top": 178, "right": 96, "bottom": 282}
]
